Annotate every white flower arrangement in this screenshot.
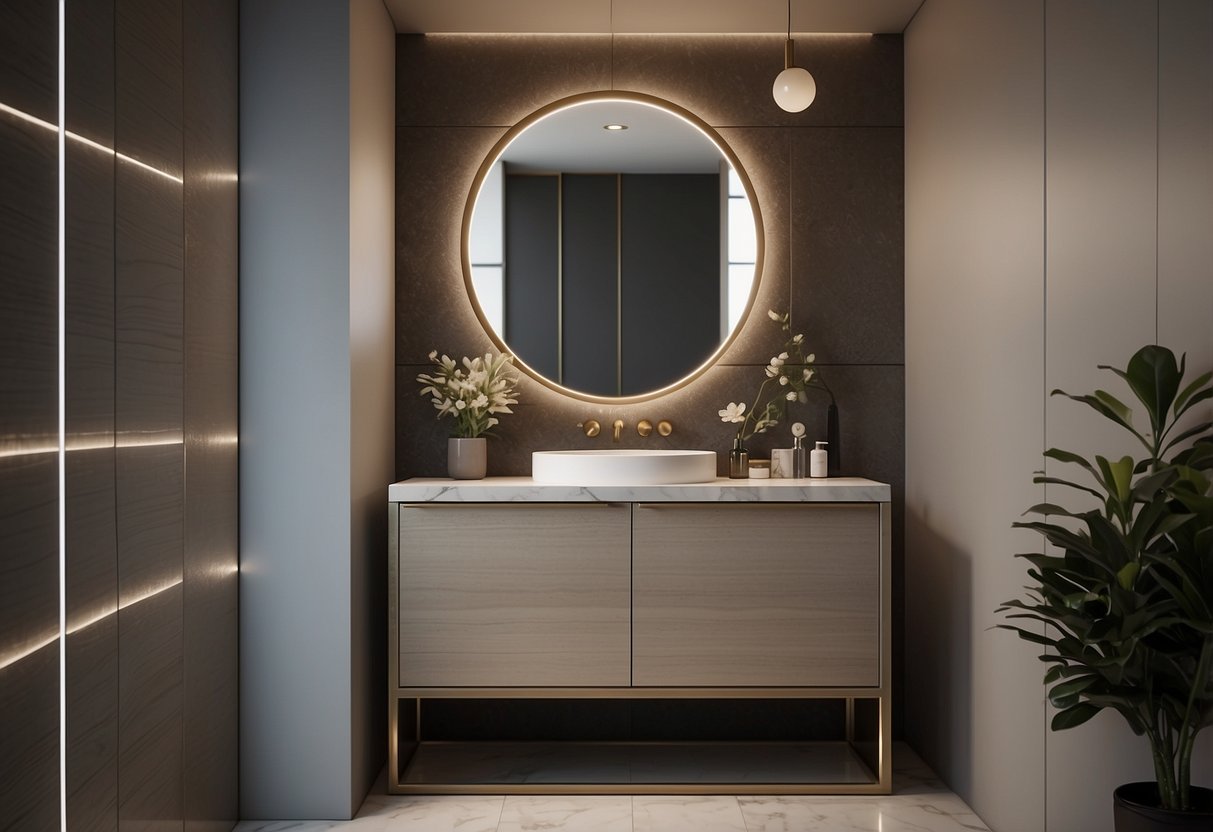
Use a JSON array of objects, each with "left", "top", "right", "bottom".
[
  {"left": 719, "top": 310, "right": 833, "bottom": 441},
  {"left": 417, "top": 350, "right": 519, "bottom": 438}
]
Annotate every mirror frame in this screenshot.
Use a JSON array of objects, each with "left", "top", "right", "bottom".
[{"left": 460, "top": 90, "right": 765, "bottom": 404}]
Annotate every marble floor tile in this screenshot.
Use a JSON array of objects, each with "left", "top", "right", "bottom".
[
  {"left": 234, "top": 795, "right": 504, "bottom": 832},
  {"left": 234, "top": 743, "right": 991, "bottom": 832},
  {"left": 495, "top": 796, "right": 632, "bottom": 832},
  {"left": 632, "top": 795, "right": 748, "bottom": 832}
]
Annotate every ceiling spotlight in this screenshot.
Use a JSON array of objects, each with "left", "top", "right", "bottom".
[
  {"left": 772, "top": 1, "right": 816, "bottom": 113},
  {"left": 603, "top": 123, "right": 628, "bottom": 131}
]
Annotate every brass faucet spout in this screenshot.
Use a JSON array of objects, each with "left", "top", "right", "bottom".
[{"left": 612, "top": 419, "right": 624, "bottom": 442}]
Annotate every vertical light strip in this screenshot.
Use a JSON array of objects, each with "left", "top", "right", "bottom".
[{"left": 57, "top": 0, "right": 68, "bottom": 830}]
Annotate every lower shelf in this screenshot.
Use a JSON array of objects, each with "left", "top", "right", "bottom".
[{"left": 395, "top": 740, "right": 880, "bottom": 794}]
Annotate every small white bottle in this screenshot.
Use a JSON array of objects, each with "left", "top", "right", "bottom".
[{"left": 810, "top": 441, "right": 829, "bottom": 478}]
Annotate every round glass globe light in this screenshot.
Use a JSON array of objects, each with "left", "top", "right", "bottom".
[{"left": 772, "top": 66, "right": 816, "bottom": 113}]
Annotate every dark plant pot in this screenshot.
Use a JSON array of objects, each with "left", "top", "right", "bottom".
[{"left": 1114, "top": 782, "right": 1213, "bottom": 832}]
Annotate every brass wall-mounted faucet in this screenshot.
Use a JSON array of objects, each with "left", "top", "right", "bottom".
[{"left": 579, "top": 418, "right": 672, "bottom": 440}]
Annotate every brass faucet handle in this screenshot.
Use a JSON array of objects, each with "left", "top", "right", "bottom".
[
  {"left": 657, "top": 420, "right": 673, "bottom": 437},
  {"left": 579, "top": 419, "right": 601, "bottom": 438},
  {"left": 637, "top": 419, "right": 654, "bottom": 437}
]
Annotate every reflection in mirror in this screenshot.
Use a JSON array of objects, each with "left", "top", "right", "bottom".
[{"left": 466, "top": 94, "right": 759, "bottom": 400}]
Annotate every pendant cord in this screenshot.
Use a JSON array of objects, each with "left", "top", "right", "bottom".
[{"left": 609, "top": 0, "right": 614, "bottom": 90}]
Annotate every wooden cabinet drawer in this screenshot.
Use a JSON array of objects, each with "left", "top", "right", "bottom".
[
  {"left": 632, "top": 503, "right": 880, "bottom": 687},
  {"left": 398, "top": 504, "right": 631, "bottom": 687}
]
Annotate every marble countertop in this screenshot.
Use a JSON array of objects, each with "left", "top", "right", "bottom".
[{"left": 388, "top": 476, "right": 890, "bottom": 503}]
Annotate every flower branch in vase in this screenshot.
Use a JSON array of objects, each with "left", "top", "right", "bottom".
[{"left": 718, "top": 310, "right": 833, "bottom": 477}]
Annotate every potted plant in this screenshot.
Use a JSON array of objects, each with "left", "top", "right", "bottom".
[
  {"left": 417, "top": 350, "right": 519, "bottom": 479},
  {"left": 998, "top": 345, "right": 1213, "bottom": 831}
]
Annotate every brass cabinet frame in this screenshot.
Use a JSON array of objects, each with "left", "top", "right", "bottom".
[{"left": 388, "top": 501, "right": 892, "bottom": 795}]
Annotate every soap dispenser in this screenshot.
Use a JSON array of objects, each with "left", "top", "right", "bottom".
[
  {"left": 810, "top": 441, "right": 829, "bottom": 478},
  {"left": 790, "top": 422, "right": 807, "bottom": 478}
]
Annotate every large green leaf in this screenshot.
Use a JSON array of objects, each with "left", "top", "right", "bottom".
[
  {"left": 1174, "top": 370, "right": 1213, "bottom": 416},
  {"left": 1052, "top": 702, "right": 1102, "bottom": 730},
  {"left": 1118, "top": 345, "right": 1182, "bottom": 435}
]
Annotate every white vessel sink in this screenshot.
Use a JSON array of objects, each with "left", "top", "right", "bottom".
[{"left": 532, "top": 449, "right": 718, "bottom": 485}]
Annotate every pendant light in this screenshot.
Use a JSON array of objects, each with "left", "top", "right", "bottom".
[{"left": 772, "top": 0, "right": 816, "bottom": 113}]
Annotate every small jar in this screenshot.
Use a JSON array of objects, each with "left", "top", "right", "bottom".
[{"left": 748, "top": 460, "right": 771, "bottom": 479}]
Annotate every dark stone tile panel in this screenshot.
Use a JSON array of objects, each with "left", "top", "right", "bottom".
[
  {"left": 397, "top": 33, "right": 612, "bottom": 127},
  {"left": 790, "top": 127, "right": 904, "bottom": 365},
  {"left": 397, "top": 125, "right": 508, "bottom": 364},
  {"left": 715, "top": 127, "right": 792, "bottom": 367}
]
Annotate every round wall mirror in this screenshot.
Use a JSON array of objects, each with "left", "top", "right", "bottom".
[{"left": 462, "top": 91, "right": 763, "bottom": 402}]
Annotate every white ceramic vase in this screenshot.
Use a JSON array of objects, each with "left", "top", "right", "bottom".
[{"left": 448, "top": 437, "right": 487, "bottom": 480}]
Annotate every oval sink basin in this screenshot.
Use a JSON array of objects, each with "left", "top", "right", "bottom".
[{"left": 532, "top": 449, "right": 718, "bottom": 485}]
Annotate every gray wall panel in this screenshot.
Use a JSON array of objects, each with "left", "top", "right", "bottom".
[{"left": 240, "top": 0, "right": 355, "bottom": 818}]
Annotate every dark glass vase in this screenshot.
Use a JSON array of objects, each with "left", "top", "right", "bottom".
[
  {"left": 728, "top": 436, "right": 749, "bottom": 479},
  {"left": 826, "top": 402, "right": 841, "bottom": 476}
]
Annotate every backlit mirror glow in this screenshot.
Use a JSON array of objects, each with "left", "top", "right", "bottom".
[{"left": 463, "top": 92, "right": 763, "bottom": 403}]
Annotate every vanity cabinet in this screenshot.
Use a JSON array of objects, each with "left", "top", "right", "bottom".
[
  {"left": 632, "top": 503, "right": 880, "bottom": 687},
  {"left": 397, "top": 504, "right": 630, "bottom": 687},
  {"left": 388, "top": 477, "right": 892, "bottom": 796}
]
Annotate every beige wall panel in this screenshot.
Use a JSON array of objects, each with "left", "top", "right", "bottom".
[
  {"left": 903, "top": 2, "right": 1046, "bottom": 830},
  {"left": 1157, "top": 0, "right": 1213, "bottom": 789},
  {"left": 349, "top": 0, "right": 397, "bottom": 806},
  {"left": 1158, "top": 0, "right": 1213, "bottom": 367},
  {"left": 399, "top": 505, "right": 631, "bottom": 687},
  {"left": 1044, "top": 3, "right": 1162, "bottom": 832},
  {"left": 632, "top": 504, "right": 879, "bottom": 687}
]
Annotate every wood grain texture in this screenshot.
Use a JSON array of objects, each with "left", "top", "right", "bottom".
[
  {"left": 115, "top": 0, "right": 185, "bottom": 828},
  {"left": 0, "top": 3, "right": 59, "bottom": 821},
  {"left": 64, "top": 3, "right": 120, "bottom": 825},
  {"left": 0, "top": 642, "right": 60, "bottom": 831},
  {"left": 118, "top": 584, "right": 184, "bottom": 831},
  {"left": 632, "top": 503, "right": 880, "bottom": 687},
  {"left": 182, "top": 0, "right": 238, "bottom": 828},
  {"left": 399, "top": 504, "right": 632, "bottom": 687},
  {"left": 67, "top": 618, "right": 119, "bottom": 832}
]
